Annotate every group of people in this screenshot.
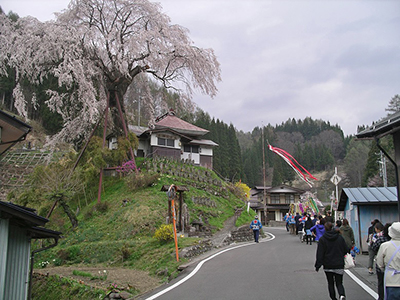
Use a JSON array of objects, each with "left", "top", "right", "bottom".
[
  {"left": 250, "top": 213, "right": 400, "bottom": 300},
  {"left": 284, "top": 212, "right": 357, "bottom": 300},
  {"left": 367, "top": 219, "right": 400, "bottom": 300},
  {"left": 284, "top": 211, "right": 338, "bottom": 245}
]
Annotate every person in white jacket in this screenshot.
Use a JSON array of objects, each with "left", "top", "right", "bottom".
[{"left": 376, "top": 222, "right": 400, "bottom": 299}]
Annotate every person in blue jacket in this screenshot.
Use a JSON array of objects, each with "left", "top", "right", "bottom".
[
  {"left": 311, "top": 218, "right": 326, "bottom": 242},
  {"left": 250, "top": 215, "right": 262, "bottom": 243}
]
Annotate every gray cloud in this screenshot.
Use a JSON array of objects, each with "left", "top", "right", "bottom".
[{"left": 2, "top": 0, "right": 400, "bottom": 136}]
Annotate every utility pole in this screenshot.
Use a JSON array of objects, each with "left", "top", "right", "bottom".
[
  {"left": 379, "top": 151, "right": 388, "bottom": 187},
  {"left": 262, "top": 124, "right": 267, "bottom": 225}
]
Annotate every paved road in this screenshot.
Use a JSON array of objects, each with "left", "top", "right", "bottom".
[{"left": 141, "top": 227, "right": 377, "bottom": 300}]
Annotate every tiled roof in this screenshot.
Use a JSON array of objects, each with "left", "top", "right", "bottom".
[{"left": 155, "top": 114, "right": 209, "bottom": 136}]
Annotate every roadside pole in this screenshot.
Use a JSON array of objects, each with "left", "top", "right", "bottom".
[
  {"left": 330, "top": 167, "right": 341, "bottom": 222},
  {"left": 168, "top": 185, "right": 180, "bottom": 262}
]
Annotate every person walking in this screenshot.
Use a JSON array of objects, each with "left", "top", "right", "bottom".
[
  {"left": 376, "top": 222, "right": 400, "bottom": 300},
  {"left": 295, "top": 212, "right": 301, "bottom": 235},
  {"left": 340, "top": 219, "right": 355, "bottom": 249},
  {"left": 325, "top": 211, "right": 334, "bottom": 224},
  {"left": 284, "top": 213, "right": 290, "bottom": 232},
  {"left": 311, "top": 218, "right": 326, "bottom": 242},
  {"left": 315, "top": 221, "right": 350, "bottom": 300},
  {"left": 250, "top": 215, "right": 262, "bottom": 243},
  {"left": 368, "top": 219, "right": 381, "bottom": 274},
  {"left": 304, "top": 215, "right": 313, "bottom": 245},
  {"left": 372, "top": 223, "right": 392, "bottom": 300},
  {"left": 289, "top": 214, "right": 296, "bottom": 235}
]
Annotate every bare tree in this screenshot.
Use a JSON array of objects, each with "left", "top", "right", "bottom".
[{"left": 0, "top": 0, "right": 221, "bottom": 146}]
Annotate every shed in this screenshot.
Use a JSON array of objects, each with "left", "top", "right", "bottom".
[
  {"left": 0, "top": 110, "right": 32, "bottom": 156},
  {"left": 338, "top": 187, "right": 397, "bottom": 252},
  {"left": 0, "top": 201, "right": 61, "bottom": 300},
  {"left": 356, "top": 110, "right": 400, "bottom": 221}
]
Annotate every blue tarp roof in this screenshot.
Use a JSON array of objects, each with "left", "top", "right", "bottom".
[{"left": 338, "top": 187, "right": 398, "bottom": 210}]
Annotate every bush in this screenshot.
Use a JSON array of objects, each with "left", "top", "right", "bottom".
[
  {"left": 94, "top": 201, "right": 109, "bottom": 213},
  {"left": 153, "top": 224, "right": 174, "bottom": 243}
]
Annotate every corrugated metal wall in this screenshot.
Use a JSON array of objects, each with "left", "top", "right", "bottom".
[
  {"left": 0, "top": 218, "right": 10, "bottom": 300},
  {"left": 345, "top": 202, "right": 399, "bottom": 252},
  {"left": 4, "top": 225, "right": 31, "bottom": 300},
  {"left": 358, "top": 205, "right": 398, "bottom": 252}
]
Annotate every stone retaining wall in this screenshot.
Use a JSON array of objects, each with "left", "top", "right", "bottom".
[{"left": 179, "top": 239, "right": 214, "bottom": 259}]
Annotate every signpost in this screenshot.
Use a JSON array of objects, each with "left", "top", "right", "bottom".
[
  {"left": 167, "top": 185, "right": 179, "bottom": 262},
  {"left": 330, "top": 167, "right": 341, "bottom": 221}
]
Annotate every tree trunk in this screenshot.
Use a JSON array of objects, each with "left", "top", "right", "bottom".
[
  {"left": 107, "top": 78, "right": 131, "bottom": 138},
  {"left": 54, "top": 194, "right": 79, "bottom": 228}
]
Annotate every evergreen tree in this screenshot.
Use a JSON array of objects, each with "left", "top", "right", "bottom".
[
  {"left": 386, "top": 94, "right": 400, "bottom": 114},
  {"left": 362, "top": 140, "right": 380, "bottom": 186}
]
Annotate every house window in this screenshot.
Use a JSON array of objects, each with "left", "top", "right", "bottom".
[
  {"left": 285, "top": 194, "right": 295, "bottom": 204},
  {"left": 167, "top": 139, "right": 174, "bottom": 147},
  {"left": 158, "top": 137, "right": 166, "bottom": 146},
  {"left": 158, "top": 137, "right": 175, "bottom": 147},
  {"left": 183, "top": 145, "right": 199, "bottom": 153},
  {"left": 270, "top": 194, "right": 280, "bottom": 204}
]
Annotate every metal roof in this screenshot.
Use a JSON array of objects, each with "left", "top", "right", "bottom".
[
  {"left": 338, "top": 187, "right": 397, "bottom": 210},
  {"left": 0, "top": 110, "right": 32, "bottom": 156},
  {"left": 356, "top": 110, "right": 400, "bottom": 139}
]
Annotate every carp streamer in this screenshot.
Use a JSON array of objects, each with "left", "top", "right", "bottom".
[{"left": 268, "top": 144, "right": 318, "bottom": 187}]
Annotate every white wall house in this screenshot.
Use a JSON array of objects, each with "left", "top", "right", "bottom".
[{"left": 128, "top": 110, "right": 218, "bottom": 169}]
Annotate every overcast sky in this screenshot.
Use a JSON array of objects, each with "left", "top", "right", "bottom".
[{"left": 2, "top": 0, "right": 400, "bottom": 136}]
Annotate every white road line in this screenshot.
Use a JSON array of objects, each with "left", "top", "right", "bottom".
[
  {"left": 145, "top": 233, "right": 276, "bottom": 300},
  {"left": 345, "top": 269, "right": 378, "bottom": 299},
  {"left": 145, "top": 232, "right": 378, "bottom": 300}
]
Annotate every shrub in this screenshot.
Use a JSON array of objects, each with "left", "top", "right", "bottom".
[
  {"left": 94, "top": 201, "right": 109, "bottom": 213},
  {"left": 121, "top": 244, "right": 131, "bottom": 261},
  {"left": 154, "top": 224, "right": 174, "bottom": 243}
]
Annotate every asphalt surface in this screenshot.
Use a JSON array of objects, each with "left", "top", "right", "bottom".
[{"left": 139, "top": 227, "right": 379, "bottom": 300}]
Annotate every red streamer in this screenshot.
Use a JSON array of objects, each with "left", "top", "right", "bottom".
[{"left": 268, "top": 144, "right": 318, "bottom": 187}]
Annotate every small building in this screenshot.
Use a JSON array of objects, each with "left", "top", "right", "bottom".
[
  {"left": 129, "top": 110, "right": 218, "bottom": 169},
  {"left": 356, "top": 110, "right": 400, "bottom": 221},
  {"left": 251, "top": 185, "right": 306, "bottom": 224},
  {"left": 338, "top": 187, "right": 398, "bottom": 252},
  {"left": 0, "top": 201, "right": 61, "bottom": 300},
  {"left": 0, "top": 109, "right": 32, "bottom": 157}
]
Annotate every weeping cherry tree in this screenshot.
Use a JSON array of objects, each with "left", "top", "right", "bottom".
[{"left": 0, "top": 0, "right": 221, "bottom": 146}]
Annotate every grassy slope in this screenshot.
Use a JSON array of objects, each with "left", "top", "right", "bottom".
[{"left": 32, "top": 164, "right": 253, "bottom": 297}]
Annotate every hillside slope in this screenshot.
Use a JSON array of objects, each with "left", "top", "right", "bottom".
[{"left": 30, "top": 157, "right": 254, "bottom": 298}]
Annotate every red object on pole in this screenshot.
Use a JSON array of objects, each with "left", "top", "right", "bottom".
[
  {"left": 171, "top": 198, "right": 179, "bottom": 262},
  {"left": 168, "top": 185, "right": 179, "bottom": 262}
]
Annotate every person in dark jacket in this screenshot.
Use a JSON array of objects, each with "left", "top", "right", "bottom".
[
  {"left": 367, "top": 219, "right": 381, "bottom": 274},
  {"left": 304, "top": 215, "right": 313, "bottom": 245},
  {"left": 315, "top": 222, "right": 350, "bottom": 300},
  {"left": 295, "top": 212, "right": 301, "bottom": 235},
  {"left": 340, "top": 219, "right": 355, "bottom": 249},
  {"left": 324, "top": 211, "right": 334, "bottom": 224}
]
